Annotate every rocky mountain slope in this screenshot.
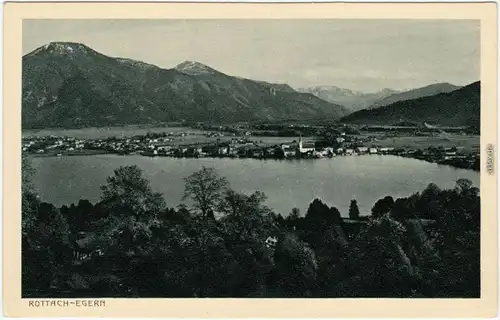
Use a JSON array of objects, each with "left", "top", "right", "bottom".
[
  {"left": 340, "top": 82, "right": 480, "bottom": 128},
  {"left": 22, "top": 42, "right": 348, "bottom": 129},
  {"left": 368, "top": 83, "right": 461, "bottom": 109}
]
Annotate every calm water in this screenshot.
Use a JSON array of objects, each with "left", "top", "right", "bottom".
[{"left": 30, "top": 155, "right": 480, "bottom": 216}]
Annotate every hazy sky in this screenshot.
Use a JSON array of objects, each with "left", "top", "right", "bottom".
[{"left": 23, "top": 19, "right": 480, "bottom": 92}]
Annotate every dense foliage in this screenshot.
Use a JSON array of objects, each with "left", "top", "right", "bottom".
[{"left": 22, "top": 158, "right": 480, "bottom": 298}]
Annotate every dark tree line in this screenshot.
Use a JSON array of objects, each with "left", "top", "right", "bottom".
[{"left": 22, "top": 155, "right": 480, "bottom": 298}]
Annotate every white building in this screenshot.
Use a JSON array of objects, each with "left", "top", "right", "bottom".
[
  {"left": 357, "top": 147, "right": 369, "bottom": 154},
  {"left": 265, "top": 236, "right": 278, "bottom": 248},
  {"left": 320, "top": 147, "right": 335, "bottom": 157},
  {"left": 281, "top": 144, "right": 296, "bottom": 158},
  {"left": 298, "top": 136, "right": 315, "bottom": 154},
  {"left": 379, "top": 147, "right": 394, "bottom": 153}
]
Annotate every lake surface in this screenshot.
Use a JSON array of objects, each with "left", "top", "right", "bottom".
[{"left": 30, "top": 155, "right": 480, "bottom": 217}]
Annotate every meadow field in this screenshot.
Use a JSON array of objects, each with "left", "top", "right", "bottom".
[
  {"left": 22, "top": 126, "right": 206, "bottom": 139},
  {"left": 368, "top": 134, "right": 480, "bottom": 153}
]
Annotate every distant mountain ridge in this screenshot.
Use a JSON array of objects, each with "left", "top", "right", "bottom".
[
  {"left": 22, "top": 42, "right": 348, "bottom": 129},
  {"left": 369, "top": 83, "right": 461, "bottom": 109},
  {"left": 340, "top": 82, "right": 480, "bottom": 128},
  {"left": 297, "top": 86, "right": 399, "bottom": 113}
]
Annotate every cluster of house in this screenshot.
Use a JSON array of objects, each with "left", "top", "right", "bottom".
[
  {"left": 139, "top": 136, "right": 398, "bottom": 159},
  {"left": 22, "top": 131, "right": 244, "bottom": 156},
  {"left": 401, "top": 147, "right": 480, "bottom": 170},
  {"left": 22, "top": 136, "right": 87, "bottom": 154},
  {"left": 22, "top": 133, "right": 399, "bottom": 160},
  {"left": 22, "top": 134, "right": 182, "bottom": 155},
  {"left": 280, "top": 138, "right": 394, "bottom": 158},
  {"left": 204, "top": 131, "right": 228, "bottom": 138},
  {"left": 23, "top": 133, "right": 478, "bottom": 171}
]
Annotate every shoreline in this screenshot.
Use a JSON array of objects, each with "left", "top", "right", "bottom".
[{"left": 27, "top": 150, "right": 480, "bottom": 172}]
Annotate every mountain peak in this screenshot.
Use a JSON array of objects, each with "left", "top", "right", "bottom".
[
  {"left": 379, "top": 88, "right": 399, "bottom": 94},
  {"left": 425, "top": 82, "right": 459, "bottom": 90},
  {"left": 22, "top": 43, "right": 348, "bottom": 128},
  {"left": 175, "top": 60, "right": 217, "bottom": 75},
  {"left": 27, "top": 42, "right": 94, "bottom": 57}
]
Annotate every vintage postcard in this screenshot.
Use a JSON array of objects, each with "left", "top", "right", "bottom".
[{"left": 3, "top": 1, "right": 498, "bottom": 318}]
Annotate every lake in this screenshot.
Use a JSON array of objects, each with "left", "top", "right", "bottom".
[{"left": 30, "top": 155, "right": 480, "bottom": 217}]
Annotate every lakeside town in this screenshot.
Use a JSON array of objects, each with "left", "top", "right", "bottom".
[
  {"left": 23, "top": 124, "right": 480, "bottom": 171},
  {"left": 20, "top": 18, "right": 484, "bottom": 302}
]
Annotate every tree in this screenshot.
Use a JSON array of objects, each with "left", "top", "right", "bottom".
[
  {"left": 99, "top": 165, "right": 166, "bottom": 255},
  {"left": 349, "top": 199, "right": 360, "bottom": 220},
  {"left": 390, "top": 197, "right": 414, "bottom": 221},
  {"left": 21, "top": 155, "right": 57, "bottom": 296},
  {"left": 454, "top": 178, "right": 478, "bottom": 196},
  {"left": 416, "top": 183, "right": 443, "bottom": 220},
  {"left": 22, "top": 154, "right": 39, "bottom": 237},
  {"left": 371, "top": 196, "right": 394, "bottom": 218},
  {"left": 100, "top": 165, "right": 166, "bottom": 220},
  {"left": 22, "top": 154, "right": 35, "bottom": 192},
  {"left": 416, "top": 179, "right": 480, "bottom": 297},
  {"left": 305, "top": 199, "right": 342, "bottom": 228},
  {"left": 274, "top": 147, "right": 285, "bottom": 159},
  {"left": 22, "top": 199, "right": 71, "bottom": 295},
  {"left": 66, "top": 199, "right": 94, "bottom": 232},
  {"left": 339, "top": 215, "right": 415, "bottom": 297},
  {"left": 217, "top": 189, "right": 277, "bottom": 296},
  {"left": 285, "top": 208, "right": 301, "bottom": 230},
  {"left": 182, "top": 167, "right": 229, "bottom": 218},
  {"left": 289, "top": 208, "right": 300, "bottom": 220},
  {"left": 273, "top": 233, "right": 318, "bottom": 297},
  {"left": 218, "top": 190, "right": 276, "bottom": 239}
]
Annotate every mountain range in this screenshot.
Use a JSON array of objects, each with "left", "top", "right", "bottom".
[
  {"left": 22, "top": 42, "right": 348, "bottom": 129},
  {"left": 22, "top": 42, "right": 480, "bottom": 129},
  {"left": 368, "top": 83, "right": 462, "bottom": 109},
  {"left": 340, "top": 81, "right": 480, "bottom": 128},
  {"left": 297, "top": 86, "right": 399, "bottom": 113},
  {"left": 297, "top": 82, "right": 463, "bottom": 113}
]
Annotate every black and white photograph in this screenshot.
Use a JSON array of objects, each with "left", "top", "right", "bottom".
[{"left": 20, "top": 18, "right": 482, "bottom": 299}]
